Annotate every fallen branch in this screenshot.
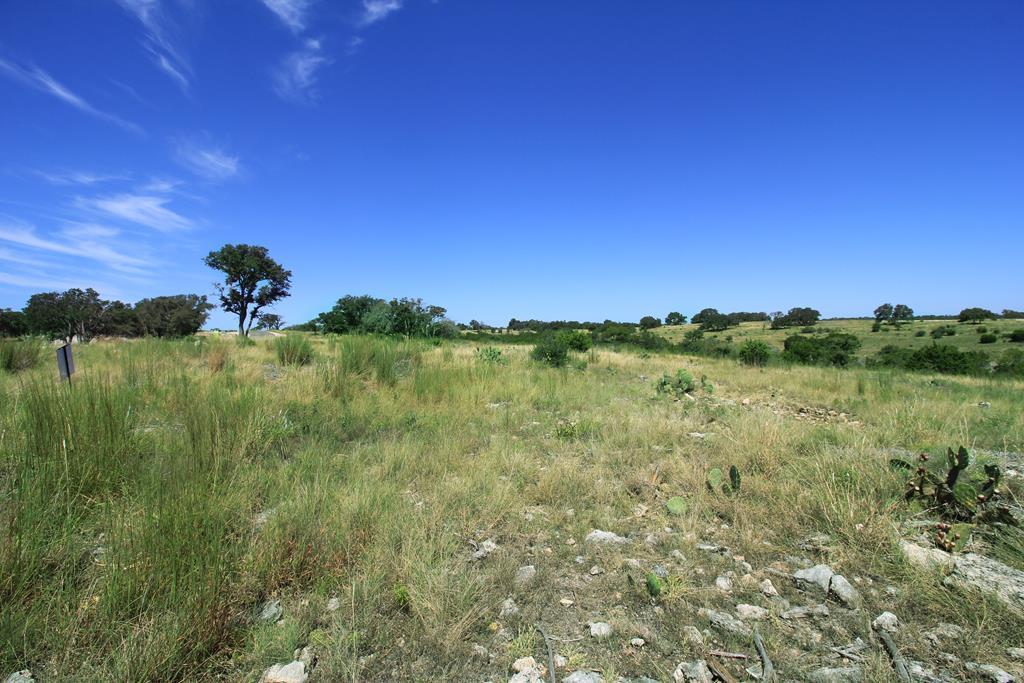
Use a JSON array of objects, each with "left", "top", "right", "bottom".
[
  {"left": 877, "top": 631, "right": 911, "bottom": 683},
  {"left": 753, "top": 628, "right": 776, "bottom": 683},
  {"left": 535, "top": 623, "right": 556, "bottom": 683}
]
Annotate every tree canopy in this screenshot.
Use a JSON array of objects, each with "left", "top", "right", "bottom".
[
  {"left": 958, "top": 307, "right": 997, "bottom": 324},
  {"left": 664, "top": 311, "right": 686, "bottom": 325},
  {"left": 255, "top": 313, "right": 284, "bottom": 331},
  {"left": 770, "top": 307, "right": 821, "bottom": 329},
  {"left": 204, "top": 244, "right": 291, "bottom": 337},
  {"left": 317, "top": 295, "right": 456, "bottom": 338},
  {"left": 135, "top": 295, "right": 213, "bottom": 337}
]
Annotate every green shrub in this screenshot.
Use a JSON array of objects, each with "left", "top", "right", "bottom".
[
  {"left": 1008, "top": 329, "right": 1024, "bottom": 343},
  {"left": 556, "top": 330, "right": 592, "bottom": 352},
  {"left": 914, "top": 330, "right": 926, "bottom": 337},
  {"left": 995, "top": 348, "right": 1024, "bottom": 377},
  {"left": 531, "top": 334, "right": 570, "bottom": 367},
  {"left": 0, "top": 337, "right": 46, "bottom": 372},
  {"left": 274, "top": 335, "right": 314, "bottom": 366},
  {"left": 738, "top": 339, "right": 771, "bottom": 366},
  {"left": 977, "top": 326, "right": 988, "bottom": 334},
  {"left": 931, "top": 326, "right": 955, "bottom": 339},
  {"left": 867, "top": 344, "right": 915, "bottom": 369},
  {"left": 655, "top": 369, "right": 695, "bottom": 398},
  {"left": 979, "top": 334, "right": 998, "bottom": 344},
  {"left": 782, "top": 333, "right": 860, "bottom": 367},
  {"left": 474, "top": 346, "right": 507, "bottom": 364},
  {"left": 905, "top": 344, "right": 990, "bottom": 375}
]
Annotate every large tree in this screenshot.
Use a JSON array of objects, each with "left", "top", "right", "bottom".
[
  {"left": 639, "top": 315, "right": 661, "bottom": 330},
  {"left": 204, "top": 244, "right": 291, "bottom": 337},
  {"left": 771, "top": 307, "right": 821, "bottom": 329},
  {"left": 958, "top": 307, "right": 997, "bottom": 324},
  {"left": 23, "top": 288, "right": 106, "bottom": 342},
  {"left": 665, "top": 311, "right": 686, "bottom": 326},
  {"left": 0, "top": 309, "right": 28, "bottom": 337},
  {"left": 691, "top": 308, "right": 721, "bottom": 326},
  {"left": 873, "top": 303, "right": 894, "bottom": 323},
  {"left": 317, "top": 294, "right": 385, "bottom": 334},
  {"left": 135, "top": 295, "right": 213, "bottom": 337},
  {"left": 255, "top": 313, "right": 284, "bottom": 331},
  {"left": 892, "top": 304, "right": 914, "bottom": 327}
]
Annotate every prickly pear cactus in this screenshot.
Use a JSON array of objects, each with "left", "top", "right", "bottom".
[{"left": 729, "top": 465, "right": 741, "bottom": 492}]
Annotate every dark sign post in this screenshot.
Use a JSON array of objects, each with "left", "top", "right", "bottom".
[{"left": 57, "top": 344, "right": 75, "bottom": 382}]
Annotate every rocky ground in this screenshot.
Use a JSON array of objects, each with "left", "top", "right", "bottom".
[{"left": 242, "top": 521, "right": 1023, "bottom": 683}]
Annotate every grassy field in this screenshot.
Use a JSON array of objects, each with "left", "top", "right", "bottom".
[
  {"left": 654, "top": 317, "right": 1024, "bottom": 360},
  {"left": 2, "top": 335, "right": 1023, "bottom": 681}
]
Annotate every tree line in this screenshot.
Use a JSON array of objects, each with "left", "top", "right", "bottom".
[
  {"left": 0, "top": 290, "right": 213, "bottom": 342},
  {"left": 3, "top": 240, "right": 1019, "bottom": 344},
  {"left": 0, "top": 243, "right": 291, "bottom": 341},
  {"left": 313, "top": 294, "right": 457, "bottom": 338}
]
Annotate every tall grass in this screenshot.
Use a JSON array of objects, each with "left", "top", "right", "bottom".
[
  {"left": 274, "top": 334, "right": 314, "bottom": 366},
  {"left": 322, "top": 334, "right": 422, "bottom": 389},
  {"left": 0, "top": 337, "right": 46, "bottom": 373}
]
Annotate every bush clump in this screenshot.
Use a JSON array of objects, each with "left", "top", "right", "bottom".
[
  {"left": 995, "top": 348, "right": 1024, "bottom": 377},
  {"left": 1008, "top": 329, "right": 1024, "bottom": 343},
  {"left": 274, "top": 334, "right": 314, "bottom": 366},
  {"left": 738, "top": 339, "right": 771, "bottom": 366},
  {"left": 556, "top": 330, "right": 592, "bottom": 352},
  {"left": 531, "top": 334, "right": 570, "bottom": 367},
  {"left": 782, "top": 333, "right": 861, "bottom": 367},
  {"left": 0, "top": 337, "right": 46, "bottom": 372},
  {"left": 873, "top": 343, "right": 991, "bottom": 375},
  {"left": 980, "top": 333, "right": 998, "bottom": 344}
]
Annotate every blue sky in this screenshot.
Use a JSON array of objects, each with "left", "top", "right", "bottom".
[{"left": 1, "top": 1, "right": 1022, "bottom": 328}]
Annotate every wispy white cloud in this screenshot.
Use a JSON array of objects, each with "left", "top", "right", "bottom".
[
  {"left": 0, "top": 58, "right": 144, "bottom": 134},
  {"left": 272, "top": 38, "right": 330, "bottom": 104},
  {"left": 360, "top": 0, "right": 403, "bottom": 25},
  {"left": 347, "top": 36, "right": 365, "bottom": 55},
  {"left": 34, "top": 169, "right": 128, "bottom": 186},
  {"left": 0, "top": 246, "right": 54, "bottom": 270},
  {"left": 75, "top": 194, "right": 193, "bottom": 232},
  {"left": 114, "top": 0, "right": 192, "bottom": 93},
  {"left": 261, "top": 0, "right": 313, "bottom": 33},
  {"left": 0, "top": 270, "right": 89, "bottom": 291},
  {"left": 138, "top": 177, "right": 183, "bottom": 194},
  {"left": 172, "top": 137, "right": 241, "bottom": 181},
  {"left": 0, "top": 221, "right": 152, "bottom": 274}
]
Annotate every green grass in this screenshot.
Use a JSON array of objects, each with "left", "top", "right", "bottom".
[{"left": 1, "top": 335, "right": 1022, "bottom": 681}]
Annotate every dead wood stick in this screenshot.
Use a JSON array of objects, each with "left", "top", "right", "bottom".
[
  {"left": 753, "top": 628, "right": 776, "bottom": 683},
  {"left": 535, "top": 623, "right": 556, "bottom": 683},
  {"left": 877, "top": 631, "right": 912, "bottom": 683}
]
